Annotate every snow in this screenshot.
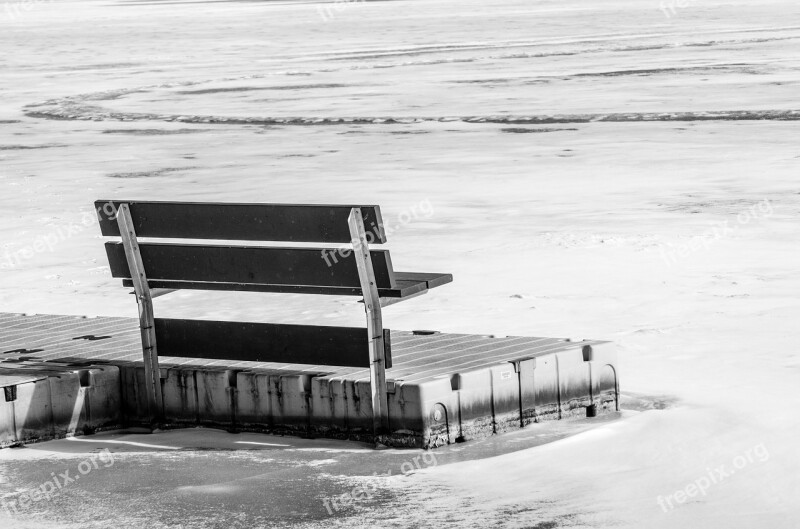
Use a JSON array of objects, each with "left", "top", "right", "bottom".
[{"left": 1, "top": 0, "right": 799, "bottom": 526}]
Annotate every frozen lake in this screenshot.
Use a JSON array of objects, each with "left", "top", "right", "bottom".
[{"left": 1, "top": 0, "right": 799, "bottom": 527}]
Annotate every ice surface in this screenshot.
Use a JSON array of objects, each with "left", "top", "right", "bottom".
[{"left": 1, "top": 0, "right": 799, "bottom": 526}]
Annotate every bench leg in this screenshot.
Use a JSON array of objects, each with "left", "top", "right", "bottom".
[
  {"left": 116, "top": 203, "right": 164, "bottom": 424},
  {"left": 136, "top": 295, "right": 163, "bottom": 424},
  {"left": 348, "top": 209, "right": 390, "bottom": 437},
  {"left": 365, "top": 302, "right": 389, "bottom": 435}
]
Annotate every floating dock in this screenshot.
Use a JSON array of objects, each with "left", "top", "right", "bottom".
[{"left": 0, "top": 313, "right": 618, "bottom": 448}]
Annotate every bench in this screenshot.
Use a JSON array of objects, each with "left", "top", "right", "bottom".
[{"left": 94, "top": 200, "right": 452, "bottom": 435}]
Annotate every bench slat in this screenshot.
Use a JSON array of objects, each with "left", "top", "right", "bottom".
[
  {"left": 121, "top": 277, "right": 431, "bottom": 298},
  {"left": 154, "top": 318, "right": 392, "bottom": 368},
  {"left": 106, "top": 242, "right": 396, "bottom": 289},
  {"left": 393, "top": 272, "right": 453, "bottom": 290},
  {"left": 95, "top": 201, "right": 386, "bottom": 243}
]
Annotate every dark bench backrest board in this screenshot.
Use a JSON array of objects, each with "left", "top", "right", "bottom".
[
  {"left": 104, "top": 242, "right": 396, "bottom": 290},
  {"left": 96, "top": 201, "right": 386, "bottom": 243},
  {"left": 155, "top": 318, "right": 391, "bottom": 368}
]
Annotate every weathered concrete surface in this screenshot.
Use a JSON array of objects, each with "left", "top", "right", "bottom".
[
  {"left": 0, "top": 363, "right": 121, "bottom": 448},
  {"left": 0, "top": 313, "right": 618, "bottom": 447}
]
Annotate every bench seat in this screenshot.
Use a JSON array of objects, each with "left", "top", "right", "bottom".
[{"left": 121, "top": 272, "right": 452, "bottom": 298}]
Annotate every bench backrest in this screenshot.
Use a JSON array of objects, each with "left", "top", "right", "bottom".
[
  {"left": 96, "top": 200, "right": 396, "bottom": 294},
  {"left": 96, "top": 201, "right": 387, "bottom": 242}
]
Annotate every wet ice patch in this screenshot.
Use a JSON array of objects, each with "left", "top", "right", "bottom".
[
  {"left": 658, "top": 196, "right": 776, "bottom": 215},
  {"left": 0, "top": 144, "right": 66, "bottom": 150},
  {"left": 106, "top": 167, "right": 197, "bottom": 178},
  {"left": 102, "top": 129, "right": 211, "bottom": 135},
  {"left": 177, "top": 84, "right": 348, "bottom": 95},
  {"left": 304, "top": 459, "right": 338, "bottom": 467},
  {"left": 619, "top": 392, "right": 679, "bottom": 412},
  {"left": 501, "top": 127, "right": 578, "bottom": 133}
]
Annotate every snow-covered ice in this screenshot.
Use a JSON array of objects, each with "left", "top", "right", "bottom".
[{"left": 1, "top": 0, "right": 799, "bottom": 527}]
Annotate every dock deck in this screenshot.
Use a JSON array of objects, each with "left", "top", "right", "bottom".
[{"left": 0, "top": 313, "right": 618, "bottom": 448}]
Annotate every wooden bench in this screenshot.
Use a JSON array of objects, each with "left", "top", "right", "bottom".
[{"left": 95, "top": 200, "right": 452, "bottom": 435}]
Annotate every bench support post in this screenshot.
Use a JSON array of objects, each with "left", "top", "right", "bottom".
[
  {"left": 348, "top": 208, "right": 389, "bottom": 437},
  {"left": 116, "top": 203, "right": 163, "bottom": 424}
]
